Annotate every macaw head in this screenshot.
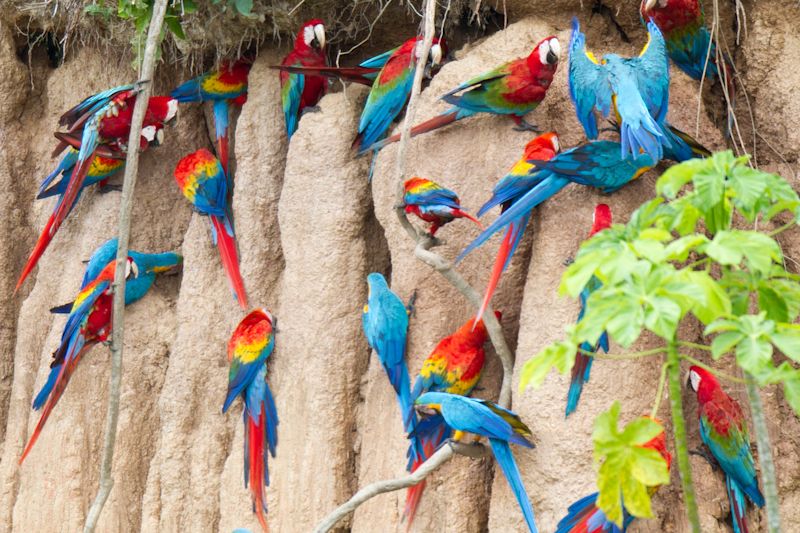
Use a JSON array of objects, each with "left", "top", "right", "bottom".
[
  {"left": 412, "top": 37, "right": 447, "bottom": 78},
  {"left": 414, "top": 391, "right": 449, "bottom": 417},
  {"left": 365, "top": 272, "right": 389, "bottom": 297},
  {"left": 299, "top": 19, "right": 326, "bottom": 51},
  {"left": 590, "top": 204, "right": 612, "bottom": 235},
  {"left": 529, "top": 35, "right": 560, "bottom": 72},
  {"left": 145, "top": 96, "right": 179, "bottom": 127},
  {"left": 523, "top": 132, "right": 560, "bottom": 160},
  {"left": 129, "top": 250, "right": 183, "bottom": 275},
  {"left": 642, "top": 0, "right": 669, "bottom": 12},
  {"left": 687, "top": 365, "right": 721, "bottom": 403}
]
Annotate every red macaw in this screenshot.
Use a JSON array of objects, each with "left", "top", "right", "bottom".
[
  {"left": 171, "top": 59, "right": 251, "bottom": 175},
  {"left": 223, "top": 308, "right": 279, "bottom": 533},
  {"left": 556, "top": 419, "right": 672, "bottom": 532},
  {"left": 372, "top": 36, "right": 560, "bottom": 150},
  {"left": 404, "top": 312, "right": 497, "bottom": 526},
  {"left": 403, "top": 177, "right": 481, "bottom": 236},
  {"left": 174, "top": 149, "right": 248, "bottom": 309},
  {"left": 566, "top": 204, "right": 612, "bottom": 417},
  {"left": 688, "top": 366, "right": 764, "bottom": 533},
  {"left": 473, "top": 132, "right": 560, "bottom": 323},
  {"left": 278, "top": 19, "right": 328, "bottom": 139}
]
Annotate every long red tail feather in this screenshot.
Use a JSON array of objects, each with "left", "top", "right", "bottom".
[
  {"left": 217, "top": 135, "right": 230, "bottom": 178},
  {"left": 211, "top": 216, "right": 248, "bottom": 309},
  {"left": 454, "top": 209, "right": 483, "bottom": 229},
  {"left": 474, "top": 225, "right": 514, "bottom": 326},
  {"left": 249, "top": 411, "right": 269, "bottom": 533},
  {"left": 379, "top": 110, "right": 460, "bottom": 149},
  {"left": 270, "top": 65, "right": 375, "bottom": 87},
  {"left": 404, "top": 457, "right": 427, "bottom": 530},
  {"left": 16, "top": 214, "right": 58, "bottom": 291},
  {"left": 50, "top": 149, "right": 96, "bottom": 240}
]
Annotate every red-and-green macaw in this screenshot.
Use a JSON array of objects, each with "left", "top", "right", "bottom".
[
  {"left": 565, "top": 204, "right": 612, "bottom": 417},
  {"left": 569, "top": 17, "right": 671, "bottom": 162},
  {"left": 555, "top": 419, "right": 672, "bottom": 532},
  {"left": 222, "top": 308, "right": 279, "bottom": 533},
  {"left": 372, "top": 36, "right": 560, "bottom": 151},
  {"left": 459, "top": 140, "right": 654, "bottom": 282},
  {"left": 403, "top": 176, "right": 481, "bottom": 236},
  {"left": 174, "top": 148, "right": 248, "bottom": 309},
  {"left": 352, "top": 37, "right": 445, "bottom": 153},
  {"left": 362, "top": 273, "right": 418, "bottom": 449},
  {"left": 688, "top": 366, "right": 765, "bottom": 533},
  {"left": 404, "top": 313, "right": 496, "bottom": 526},
  {"left": 415, "top": 392, "right": 538, "bottom": 533},
  {"left": 171, "top": 59, "right": 251, "bottom": 175},
  {"left": 473, "top": 132, "right": 560, "bottom": 323},
  {"left": 277, "top": 19, "right": 328, "bottom": 139}
]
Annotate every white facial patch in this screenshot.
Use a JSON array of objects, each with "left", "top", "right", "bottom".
[
  {"left": 689, "top": 370, "right": 701, "bottom": 391},
  {"left": 551, "top": 134, "right": 560, "bottom": 153},
  {"left": 140, "top": 125, "right": 157, "bottom": 142},
  {"left": 166, "top": 98, "right": 178, "bottom": 122},
  {"left": 538, "top": 40, "right": 550, "bottom": 64},
  {"left": 303, "top": 25, "right": 315, "bottom": 46},
  {"left": 414, "top": 41, "right": 423, "bottom": 59}
]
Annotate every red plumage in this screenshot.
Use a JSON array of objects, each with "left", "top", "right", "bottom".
[{"left": 280, "top": 19, "right": 329, "bottom": 113}]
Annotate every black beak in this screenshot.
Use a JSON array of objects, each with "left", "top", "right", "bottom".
[
  {"left": 415, "top": 405, "right": 437, "bottom": 418},
  {"left": 546, "top": 51, "right": 558, "bottom": 65}
]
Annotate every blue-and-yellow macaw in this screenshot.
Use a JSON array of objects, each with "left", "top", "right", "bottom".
[{"left": 415, "top": 392, "right": 538, "bottom": 533}]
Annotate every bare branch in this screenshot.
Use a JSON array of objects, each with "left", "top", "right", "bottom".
[{"left": 83, "top": 1, "right": 169, "bottom": 531}]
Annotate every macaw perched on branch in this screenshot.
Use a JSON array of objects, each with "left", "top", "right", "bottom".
[
  {"left": 174, "top": 149, "right": 248, "bottom": 309},
  {"left": 371, "top": 36, "right": 560, "bottom": 151},
  {"left": 276, "top": 20, "right": 328, "bottom": 140},
  {"left": 403, "top": 177, "right": 482, "bottom": 236},
  {"left": 569, "top": 18, "right": 670, "bottom": 162},
  {"left": 223, "top": 309, "right": 279, "bottom": 533},
  {"left": 351, "top": 37, "right": 445, "bottom": 153},
  {"left": 555, "top": 419, "right": 672, "bottom": 532},
  {"left": 565, "top": 204, "right": 612, "bottom": 417},
  {"left": 688, "top": 366, "right": 765, "bottom": 533},
  {"left": 459, "top": 140, "right": 654, "bottom": 269},
  {"left": 362, "top": 273, "right": 418, "bottom": 455},
  {"left": 20, "top": 249, "right": 181, "bottom": 463},
  {"left": 473, "top": 132, "right": 560, "bottom": 324},
  {"left": 404, "top": 313, "right": 496, "bottom": 526},
  {"left": 171, "top": 59, "right": 251, "bottom": 175},
  {"left": 415, "top": 392, "right": 538, "bottom": 533}
]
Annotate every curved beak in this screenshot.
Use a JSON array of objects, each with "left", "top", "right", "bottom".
[
  {"left": 546, "top": 50, "right": 558, "bottom": 64},
  {"left": 430, "top": 43, "right": 443, "bottom": 66},
  {"left": 644, "top": 0, "right": 658, "bottom": 10},
  {"left": 314, "top": 24, "right": 326, "bottom": 50}
]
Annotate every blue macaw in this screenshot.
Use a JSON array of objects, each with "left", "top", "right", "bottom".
[
  {"left": 415, "top": 392, "right": 538, "bottom": 533},
  {"left": 569, "top": 18, "right": 670, "bottom": 162}
]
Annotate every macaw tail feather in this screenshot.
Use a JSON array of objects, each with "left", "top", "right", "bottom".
[
  {"left": 49, "top": 302, "right": 73, "bottom": 314},
  {"left": 20, "top": 343, "right": 93, "bottom": 464},
  {"left": 404, "top": 415, "right": 448, "bottom": 529},
  {"left": 16, "top": 213, "right": 58, "bottom": 291},
  {"left": 453, "top": 209, "right": 483, "bottom": 229},
  {"left": 270, "top": 65, "right": 375, "bottom": 87},
  {"left": 620, "top": 118, "right": 663, "bottom": 163},
  {"left": 211, "top": 216, "right": 248, "bottom": 310},
  {"left": 367, "top": 108, "right": 465, "bottom": 152},
  {"left": 244, "top": 408, "right": 270, "bottom": 533},
  {"left": 565, "top": 343, "right": 594, "bottom": 417},
  {"left": 727, "top": 477, "right": 749, "bottom": 533},
  {"left": 170, "top": 79, "right": 203, "bottom": 103},
  {"left": 50, "top": 148, "right": 97, "bottom": 243},
  {"left": 489, "top": 438, "right": 537, "bottom": 533},
  {"left": 213, "top": 100, "right": 231, "bottom": 178}
]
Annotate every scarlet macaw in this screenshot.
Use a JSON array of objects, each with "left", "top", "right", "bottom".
[
  {"left": 555, "top": 419, "right": 672, "bottom": 532},
  {"left": 473, "top": 132, "right": 560, "bottom": 323},
  {"left": 371, "top": 36, "right": 560, "bottom": 150},
  {"left": 404, "top": 313, "right": 496, "bottom": 526},
  {"left": 171, "top": 59, "right": 251, "bottom": 175},
  {"left": 415, "top": 392, "right": 538, "bottom": 533},
  {"left": 174, "top": 148, "right": 248, "bottom": 309},
  {"left": 403, "top": 177, "right": 481, "bottom": 236},
  {"left": 565, "top": 204, "right": 612, "bottom": 417},
  {"left": 688, "top": 366, "right": 764, "bottom": 533},
  {"left": 223, "top": 309, "right": 279, "bottom": 533}
]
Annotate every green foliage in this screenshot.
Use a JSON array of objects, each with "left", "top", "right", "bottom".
[
  {"left": 519, "top": 151, "right": 800, "bottom": 417},
  {"left": 593, "top": 403, "right": 670, "bottom": 525}
]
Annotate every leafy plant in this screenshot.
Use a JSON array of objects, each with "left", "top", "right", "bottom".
[{"left": 520, "top": 151, "right": 800, "bottom": 531}]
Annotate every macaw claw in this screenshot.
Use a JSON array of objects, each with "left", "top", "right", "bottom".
[
  {"left": 405, "top": 290, "right": 418, "bottom": 318},
  {"left": 690, "top": 447, "right": 721, "bottom": 472},
  {"left": 512, "top": 119, "right": 540, "bottom": 133}
]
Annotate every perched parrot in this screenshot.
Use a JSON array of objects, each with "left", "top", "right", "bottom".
[
  {"left": 174, "top": 148, "right": 248, "bottom": 310},
  {"left": 362, "top": 273, "right": 418, "bottom": 448},
  {"left": 569, "top": 18, "right": 671, "bottom": 162},
  {"left": 688, "top": 366, "right": 765, "bottom": 533},
  {"left": 473, "top": 132, "right": 560, "bottom": 323},
  {"left": 565, "top": 204, "right": 612, "bottom": 417},
  {"left": 351, "top": 37, "right": 445, "bottom": 153},
  {"left": 277, "top": 19, "right": 328, "bottom": 140},
  {"left": 404, "top": 313, "right": 497, "bottom": 526},
  {"left": 403, "top": 177, "right": 482, "bottom": 236},
  {"left": 459, "top": 140, "right": 654, "bottom": 268},
  {"left": 171, "top": 59, "right": 252, "bottom": 175},
  {"left": 222, "top": 308, "right": 279, "bottom": 533},
  {"left": 555, "top": 419, "right": 672, "bottom": 532},
  {"left": 415, "top": 392, "right": 538, "bottom": 533},
  {"left": 371, "top": 35, "right": 560, "bottom": 150}
]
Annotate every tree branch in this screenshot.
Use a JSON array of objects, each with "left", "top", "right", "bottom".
[
  {"left": 83, "top": 1, "right": 168, "bottom": 531},
  {"left": 744, "top": 376, "right": 781, "bottom": 533}
]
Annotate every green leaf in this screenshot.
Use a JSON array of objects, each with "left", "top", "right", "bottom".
[
  {"left": 729, "top": 165, "right": 768, "bottom": 222},
  {"left": 644, "top": 295, "right": 681, "bottom": 339},
  {"left": 783, "top": 372, "right": 800, "bottom": 417},
  {"left": 765, "top": 278, "right": 800, "bottom": 321},
  {"left": 758, "top": 286, "right": 789, "bottom": 322},
  {"left": 736, "top": 336, "right": 773, "bottom": 375},
  {"left": 621, "top": 472, "right": 653, "bottom": 519},
  {"left": 518, "top": 340, "right": 576, "bottom": 391},
  {"left": 705, "top": 230, "right": 782, "bottom": 274},
  {"left": 711, "top": 331, "right": 743, "bottom": 359},
  {"left": 770, "top": 324, "right": 800, "bottom": 362},
  {"left": 664, "top": 234, "right": 709, "bottom": 262},
  {"left": 234, "top": 0, "right": 253, "bottom": 15},
  {"left": 656, "top": 158, "right": 709, "bottom": 198},
  {"left": 164, "top": 14, "right": 185, "bottom": 39}
]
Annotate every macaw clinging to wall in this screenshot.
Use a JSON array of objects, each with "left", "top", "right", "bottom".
[
  {"left": 565, "top": 204, "right": 612, "bottom": 417},
  {"left": 171, "top": 59, "right": 251, "bottom": 175},
  {"left": 352, "top": 37, "right": 445, "bottom": 153},
  {"left": 174, "top": 149, "right": 248, "bottom": 309},
  {"left": 403, "top": 177, "right": 482, "bottom": 236},
  {"left": 569, "top": 18, "right": 671, "bottom": 162},
  {"left": 555, "top": 419, "right": 672, "bottom": 532},
  {"left": 371, "top": 36, "right": 560, "bottom": 151},
  {"left": 415, "top": 392, "right": 538, "bottom": 533},
  {"left": 277, "top": 20, "right": 328, "bottom": 139},
  {"left": 404, "top": 312, "right": 497, "bottom": 526},
  {"left": 362, "top": 273, "right": 418, "bottom": 453},
  {"left": 459, "top": 140, "right": 654, "bottom": 273},
  {"left": 223, "top": 308, "right": 279, "bottom": 533},
  {"left": 472, "top": 132, "right": 560, "bottom": 324},
  {"left": 688, "top": 366, "right": 764, "bottom": 533}
]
